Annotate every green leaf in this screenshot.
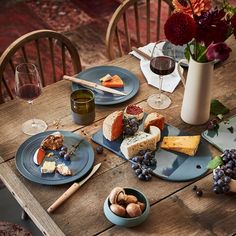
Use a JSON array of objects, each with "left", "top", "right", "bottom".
[
  {"left": 207, "top": 156, "right": 223, "bottom": 170},
  {"left": 210, "top": 99, "right": 230, "bottom": 115}
]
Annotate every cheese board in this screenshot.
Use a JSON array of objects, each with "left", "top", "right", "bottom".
[
  {"left": 92, "top": 113, "right": 211, "bottom": 182},
  {"left": 201, "top": 115, "right": 236, "bottom": 152}
]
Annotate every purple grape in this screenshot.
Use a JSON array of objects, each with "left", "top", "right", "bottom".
[
  {"left": 64, "top": 153, "right": 71, "bottom": 161},
  {"left": 59, "top": 150, "right": 66, "bottom": 157},
  {"left": 60, "top": 146, "right": 68, "bottom": 152}
]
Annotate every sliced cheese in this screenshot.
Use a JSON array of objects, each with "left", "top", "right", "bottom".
[
  {"left": 149, "top": 125, "right": 161, "bottom": 143},
  {"left": 120, "top": 131, "right": 157, "bottom": 159},
  {"left": 160, "top": 135, "right": 201, "bottom": 156},
  {"left": 41, "top": 161, "right": 56, "bottom": 174},
  {"left": 102, "top": 75, "right": 124, "bottom": 88}
]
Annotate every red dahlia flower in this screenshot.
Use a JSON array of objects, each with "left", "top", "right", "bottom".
[
  {"left": 164, "top": 12, "right": 196, "bottom": 46},
  {"left": 195, "top": 9, "right": 230, "bottom": 46},
  {"left": 206, "top": 42, "right": 232, "bottom": 62}
]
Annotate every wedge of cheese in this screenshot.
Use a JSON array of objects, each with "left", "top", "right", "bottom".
[
  {"left": 103, "top": 110, "right": 123, "bottom": 141},
  {"left": 160, "top": 135, "right": 201, "bottom": 156},
  {"left": 120, "top": 131, "right": 158, "bottom": 159},
  {"left": 102, "top": 75, "right": 124, "bottom": 88}
]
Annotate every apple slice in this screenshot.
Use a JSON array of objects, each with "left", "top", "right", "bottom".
[{"left": 33, "top": 147, "right": 46, "bottom": 165}]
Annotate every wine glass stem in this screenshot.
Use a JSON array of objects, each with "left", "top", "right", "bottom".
[
  {"left": 158, "top": 75, "right": 163, "bottom": 103},
  {"left": 28, "top": 101, "right": 36, "bottom": 127}
]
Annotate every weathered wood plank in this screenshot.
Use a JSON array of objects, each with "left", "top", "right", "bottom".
[
  {"left": 0, "top": 162, "right": 65, "bottom": 236},
  {"left": 5, "top": 158, "right": 192, "bottom": 236},
  {"left": 101, "top": 174, "right": 236, "bottom": 236}
]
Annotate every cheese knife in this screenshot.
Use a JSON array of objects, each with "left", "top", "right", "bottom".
[
  {"left": 63, "top": 75, "right": 127, "bottom": 96},
  {"left": 47, "top": 163, "right": 101, "bottom": 213}
]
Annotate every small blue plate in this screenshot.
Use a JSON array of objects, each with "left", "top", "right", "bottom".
[
  {"left": 72, "top": 66, "right": 139, "bottom": 105},
  {"left": 202, "top": 115, "right": 236, "bottom": 152},
  {"left": 15, "top": 131, "right": 94, "bottom": 185},
  {"left": 92, "top": 122, "right": 211, "bottom": 182}
]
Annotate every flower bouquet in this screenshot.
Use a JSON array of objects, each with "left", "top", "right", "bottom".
[{"left": 164, "top": 0, "right": 236, "bottom": 63}]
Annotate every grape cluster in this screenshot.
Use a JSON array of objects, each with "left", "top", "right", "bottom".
[
  {"left": 58, "top": 146, "right": 71, "bottom": 161},
  {"left": 123, "top": 117, "right": 139, "bottom": 137},
  {"left": 130, "top": 150, "right": 157, "bottom": 181},
  {"left": 212, "top": 149, "right": 236, "bottom": 194}
]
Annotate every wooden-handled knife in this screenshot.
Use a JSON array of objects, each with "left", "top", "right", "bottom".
[
  {"left": 63, "top": 75, "right": 127, "bottom": 96},
  {"left": 47, "top": 163, "right": 101, "bottom": 213}
]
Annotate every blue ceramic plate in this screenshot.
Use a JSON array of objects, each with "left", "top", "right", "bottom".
[
  {"left": 16, "top": 131, "right": 94, "bottom": 185},
  {"left": 72, "top": 66, "right": 139, "bottom": 105},
  {"left": 202, "top": 115, "right": 236, "bottom": 152},
  {"left": 92, "top": 121, "right": 211, "bottom": 182}
]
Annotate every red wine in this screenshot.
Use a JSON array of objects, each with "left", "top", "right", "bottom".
[
  {"left": 18, "top": 84, "right": 41, "bottom": 101},
  {"left": 150, "top": 56, "right": 175, "bottom": 75}
]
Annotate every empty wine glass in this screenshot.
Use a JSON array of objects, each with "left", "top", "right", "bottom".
[
  {"left": 15, "top": 63, "right": 47, "bottom": 135},
  {"left": 147, "top": 42, "right": 175, "bottom": 109}
]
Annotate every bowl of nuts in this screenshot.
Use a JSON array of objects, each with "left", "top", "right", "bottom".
[{"left": 103, "top": 187, "right": 150, "bottom": 227}]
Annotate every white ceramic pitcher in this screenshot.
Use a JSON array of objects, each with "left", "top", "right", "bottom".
[{"left": 177, "top": 57, "right": 214, "bottom": 125}]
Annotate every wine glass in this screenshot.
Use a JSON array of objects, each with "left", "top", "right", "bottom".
[
  {"left": 147, "top": 42, "right": 175, "bottom": 109},
  {"left": 15, "top": 63, "right": 47, "bottom": 135}
]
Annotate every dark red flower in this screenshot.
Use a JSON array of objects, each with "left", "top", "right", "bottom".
[
  {"left": 195, "top": 8, "right": 230, "bottom": 46},
  {"left": 206, "top": 42, "right": 232, "bottom": 62},
  {"left": 231, "top": 13, "right": 236, "bottom": 38},
  {"left": 164, "top": 12, "right": 196, "bottom": 46}
]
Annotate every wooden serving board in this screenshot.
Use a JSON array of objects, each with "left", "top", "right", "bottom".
[{"left": 92, "top": 121, "right": 212, "bottom": 182}]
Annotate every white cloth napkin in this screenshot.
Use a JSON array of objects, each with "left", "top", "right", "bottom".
[{"left": 130, "top": 42, "right": 181, "bottom": 93}]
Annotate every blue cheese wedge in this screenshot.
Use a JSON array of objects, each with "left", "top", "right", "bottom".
[
  {"left": 41, "top": 161, "right": 56, "bottom": 174},
  {"left": 120, "top": 130, "right": 158, "bottom": 159}
]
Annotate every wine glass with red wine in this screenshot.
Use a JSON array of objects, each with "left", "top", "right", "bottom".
[
  {"left": 147, "top": 42, "right": 175, "bottom": 109},
  {"left": 15, "top": 63, "right": 47, "bottom": 135}
]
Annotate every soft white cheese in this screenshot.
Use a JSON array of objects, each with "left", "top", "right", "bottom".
[{"left": 41, "top": 161, "right": 56, "bottom": 174}]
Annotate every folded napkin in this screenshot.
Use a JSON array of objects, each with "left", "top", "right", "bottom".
[{"left": 130, "top": 42, "right": 181, "bottom": 93}]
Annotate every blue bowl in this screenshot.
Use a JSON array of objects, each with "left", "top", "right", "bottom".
[{"left": 103, "top": 187, "right": 150, "bottom": 227}]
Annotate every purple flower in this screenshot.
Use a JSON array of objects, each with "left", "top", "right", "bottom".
[{"left": 206, "top": 42, "right": 232, "bottom": 62}]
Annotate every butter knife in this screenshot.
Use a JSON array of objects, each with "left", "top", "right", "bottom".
[
  {"left": 63, "top": 75, "right": 126, "bottom": 96},
  {"left": 47, "top": 163, "right": 101, "bottom": 213}
]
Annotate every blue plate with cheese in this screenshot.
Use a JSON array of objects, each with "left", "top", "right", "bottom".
[
  {"left": 92, "top": 123, "right": 211, "bottom": 182},
  {"left": 72, "top": 66, "right": 139, "bottom": 105},
  {"left": 16, "top": 131, "right": 94, "bottom": 185}
]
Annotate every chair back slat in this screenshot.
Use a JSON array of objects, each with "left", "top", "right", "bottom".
[
  {"left": 0, "top": 29, "right": 82, "bottom": 103},
  {"left": 134, "top": 2, "right": 140, "bottom": 45},
  {"left": 146, "top": 0, "right": 151, "bottom": 44},
  {"left": 123, "top": 11, "right": 131, "bottom": 52},
  {"left": 9, "top": 59, "right": 15, "bottom": 74},
  {"left": 115, "top": 27, "right": 123, "bottom": 58},
  {"left": 156, "top": 0, "right": 162, "bottom": 41},
  {"left": 61, "top": 44, "right": 66, "bottom": 75},
  {"left": 48, "top": 38, "right": 56, "bottom": 83},
  {"left": 21, "top": 46, "right": 29, "bottom": 63},
  {"left": 35, "top": 39, "right": 45, "bottom": 87},
  {"left": 106, "top": 0, "right": 174, "bottom": 60}
]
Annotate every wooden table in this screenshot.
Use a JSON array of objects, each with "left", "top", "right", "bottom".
[{"left": 0, "top": 37, "right": 236, "bottom": 236}]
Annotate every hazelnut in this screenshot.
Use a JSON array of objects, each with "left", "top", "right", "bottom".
[
  {"left": 124, "top": 194, "right": 138, "bottom": 204},
  {"left": 126, "top": 203, "right": 142, "bottom": 217},
  {"left": 110, "top": 204, "right": 126, "bottom": 217},
  {"left": 137, "top": 201, "right": 145, "bottom": 212},
  {"left": 109, "top": 187, "right": 125, "bottom": 204}
]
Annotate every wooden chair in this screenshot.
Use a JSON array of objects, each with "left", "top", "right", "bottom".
[
  {"left": 0, "top": 29, "right": 82, "bottom": 103},
  {"left": 106, "top": 0, "right": 174, "bottom": 60}
]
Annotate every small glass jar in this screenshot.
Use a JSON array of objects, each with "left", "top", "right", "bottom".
[{"left": 70, "top": 89, "right": 95, "bottom": 125}]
